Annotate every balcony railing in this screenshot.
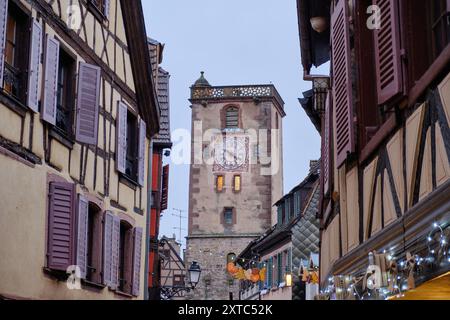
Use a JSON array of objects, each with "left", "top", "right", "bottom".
[
  {"left": 3, "top": 62, "right": 22, "bottom": 99},
  {"left": 191, "top": 84, "right": 284, "bottom": 107}
]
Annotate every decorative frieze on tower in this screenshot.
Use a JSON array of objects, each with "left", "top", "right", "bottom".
[{"left": 185, "top": 73, "right": 285, "bottom": 300}]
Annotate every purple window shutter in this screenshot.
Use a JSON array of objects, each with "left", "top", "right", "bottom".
[
  {"left": 42, "top": 37, "right": 60, "bottom": 125},
  {"left": 111, "top": 216, "right": 121, "bottom": 290},
  {"left": 322, "top": 92, "right": 332, "bottom": 196},
  {"left": 116, "top": 101, "right": 128, "bottom": 174},
  {"left": 132, "top": 227, "right": 143, "bottom": 296},
  {"left": 161, "top": 165, "right": 169, "bottom": 211},
  {"left": 47, "top": 182, "right": 76, "bottom": 272},
  {"left": 27, "top": 19, "right": 43, "bottom": 112},
  {"left": 76, "top": 62, "right": 101, "bottom": 145},
  {"left": 0, "top": 0, "right": 8, "bottom": 87},
  {"left": 138, "top": 118, "right": 146, "bottom": 186},
  {"left": 76, "top": 195, "right": 89, "bottom": 279},
  {"left": 374, "top": 0, "right": 402, "bottom": 105},
  {"left": 103, "top": 211, "right": 113, "bottom": 286},
  {"left": 331, "top": 0, "right": 354, "bottom": 168}
]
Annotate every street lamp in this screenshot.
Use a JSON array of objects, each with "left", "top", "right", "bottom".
[
  {"left": 188, "top": 261, "right": 201, "bottom": 289},
  {"left": 160, "top": 261, "right": 202, "bottom": 300}
]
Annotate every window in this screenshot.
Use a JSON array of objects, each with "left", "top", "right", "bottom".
[
  {"left": 284, "top": 198, "right": 291, "bottom": 222},
  {"left": 116, "top": 102, "right": 146, "bottom": 186},
  {"left": 407, "top": 0, "right": 450, "bottom": 85},
  {"left": 293, "top": 191, "right": 301, "bottom": 216},
  {"left": 3, "top": 1, "right": 30, "bottom": 103},
  {"left": 233, "top": 175, "right": 241, "bottom": 192},
  {"left": 277, "top": 253, "right": 283, "bottom": 285},
  {"left": 430, "top": 0, "right": 450, "bottom": 60},
  {"left": 86, "top": 203, "right": 102, "bottom": 284},
  {"left": 225, "top": 106, "right": 239, "bottom": 128},
  {"left": 224, "top": 207, "right": 234, "bottom": 226},
  {"left": 125, "top": 111, "right": 138, "bottom": 180},
  {"left": 173, "top": 274, "right": 185, "bottom": 287},
  {"left": 284, "top": 249, "right": 291, "bottom": 275},
  {"left": 55, "top": 49, "right": 75, "bottom": 137},
  {"left": 216, "top": 175, "right": 224, "bottom": 192},
  {"left": 273, "top": 255, "right": 279, "bottom": 286},
  {"left": 118, "top": 221, "right": 133, "bottom": 294}
]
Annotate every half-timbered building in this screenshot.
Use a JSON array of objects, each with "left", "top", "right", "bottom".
[
  {"left": 0, "top": 0, "right": 160, "bottom": 300},
  {"left": 297, "top": 0, "right": 450, "bottom": 299},
  {"left": 159, "top": 236, "right": 186, "bottom": 300}
]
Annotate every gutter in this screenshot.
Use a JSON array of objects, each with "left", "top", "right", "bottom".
[{"left": 143, "top": 140, "right": 154, "bottom": 300}]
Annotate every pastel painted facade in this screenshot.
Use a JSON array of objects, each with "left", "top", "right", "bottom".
[{"left": 0, "top": 0, "right": 160, "bottom": 300}]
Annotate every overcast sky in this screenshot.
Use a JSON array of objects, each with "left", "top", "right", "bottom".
[{"left": 142, "top": 0, "right": 327, "bottom": 249}]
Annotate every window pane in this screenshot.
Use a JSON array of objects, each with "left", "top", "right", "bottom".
[
  {"left": 216, "top": 175, "right": 224, "bottom": 192},
  {"left": 224, "top": 208, "right": 233, "bottom": 225},
  {"left": 234, "top": 175, "right": 241, "bottom": 192}
]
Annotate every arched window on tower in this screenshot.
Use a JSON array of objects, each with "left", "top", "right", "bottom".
[{"left": 225, "top": 106, "right": 239, "bottom": 128}]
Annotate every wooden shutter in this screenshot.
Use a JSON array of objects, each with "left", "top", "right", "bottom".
[
  {"left": 103, "top": 211, "right": 113, "bottom": 286},
  {"left": 0, "top": 0, "right": 8, "bottom": 87},
  {"left": 277, "top": 253, "right": 282, "bottom": 285},
  {"left": 322, "top": 92, "right": 332, "bottom": 195},
  {"left": 76, "top": 62, "right": 101, "bottom": 145},
  {"left": 111, "top": 215, "right": 120, "bottom": 290},
  {"left": 76, "top": 195, "right": 89, "bottom": 279},
  {"left": 138, "top": 118, "right": 147, "bottom": 187},
  {"left": 268, "top": 257, "right": 273, "bottom": 287},
  {"left": 116, "top": 101, "right": 128, "bottom": 174},
  {"left": 42, "top": 36, "right": 60, "bottom": 125},
  {"left": 373, "top": 0, "right": 402, "bottom": 105},
  {"left": 132, "top": 227, "right": 143, "bottom": 296},
  {"left": 331, "top": 0, "right": 354, "bottom": 168},
  {"left": 47, "top": 182, "right": 75, "bottom": 271},
  {"left": 160, "top": 165, "right": 169, "bottom": 211},
  {"left": 27, "top": 19, "right": 43, "bottom": 112}
]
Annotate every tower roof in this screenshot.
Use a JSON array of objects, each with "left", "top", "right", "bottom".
[{"left": 193, "top": 71, "right": 211, "bottom": 87}]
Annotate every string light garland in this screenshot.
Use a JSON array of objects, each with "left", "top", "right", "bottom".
[{"left": 319, "top": 221, "right": 450, "bottom": 300}]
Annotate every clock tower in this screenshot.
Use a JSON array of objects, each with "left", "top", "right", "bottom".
[{"left": 185, "top": 73, "right": 285, "bottom": 300}]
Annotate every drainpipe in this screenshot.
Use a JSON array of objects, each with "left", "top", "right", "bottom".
[
  {"left": 303, "top": 69, "right": 328, "bottom": 82},
  {"left": 143, "top": 140, "right": 154, "bottom": 300}
]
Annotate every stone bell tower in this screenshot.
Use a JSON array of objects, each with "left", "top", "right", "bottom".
[{"left": 184, "top": 73, "right": 285, "bottom": 300}]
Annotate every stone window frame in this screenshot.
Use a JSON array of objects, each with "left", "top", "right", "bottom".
[
  {"left": 220, "top": 104, "right": 243, "bottom": 130},
  {"left": 221, "top": 207, "right": 237, "bottom": 226}
]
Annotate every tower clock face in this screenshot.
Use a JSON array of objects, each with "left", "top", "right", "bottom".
[{"left": 213, "top": 135, "right": 249, "bottom": 172}]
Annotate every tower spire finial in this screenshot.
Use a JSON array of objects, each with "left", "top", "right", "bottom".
[{"left": 193, "top": 71, "right": 211, "bottom": 87}]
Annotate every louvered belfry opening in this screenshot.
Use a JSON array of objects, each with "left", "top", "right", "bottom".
[{"left": 225, "top": 106, "right": 239, "bottom": 128}]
